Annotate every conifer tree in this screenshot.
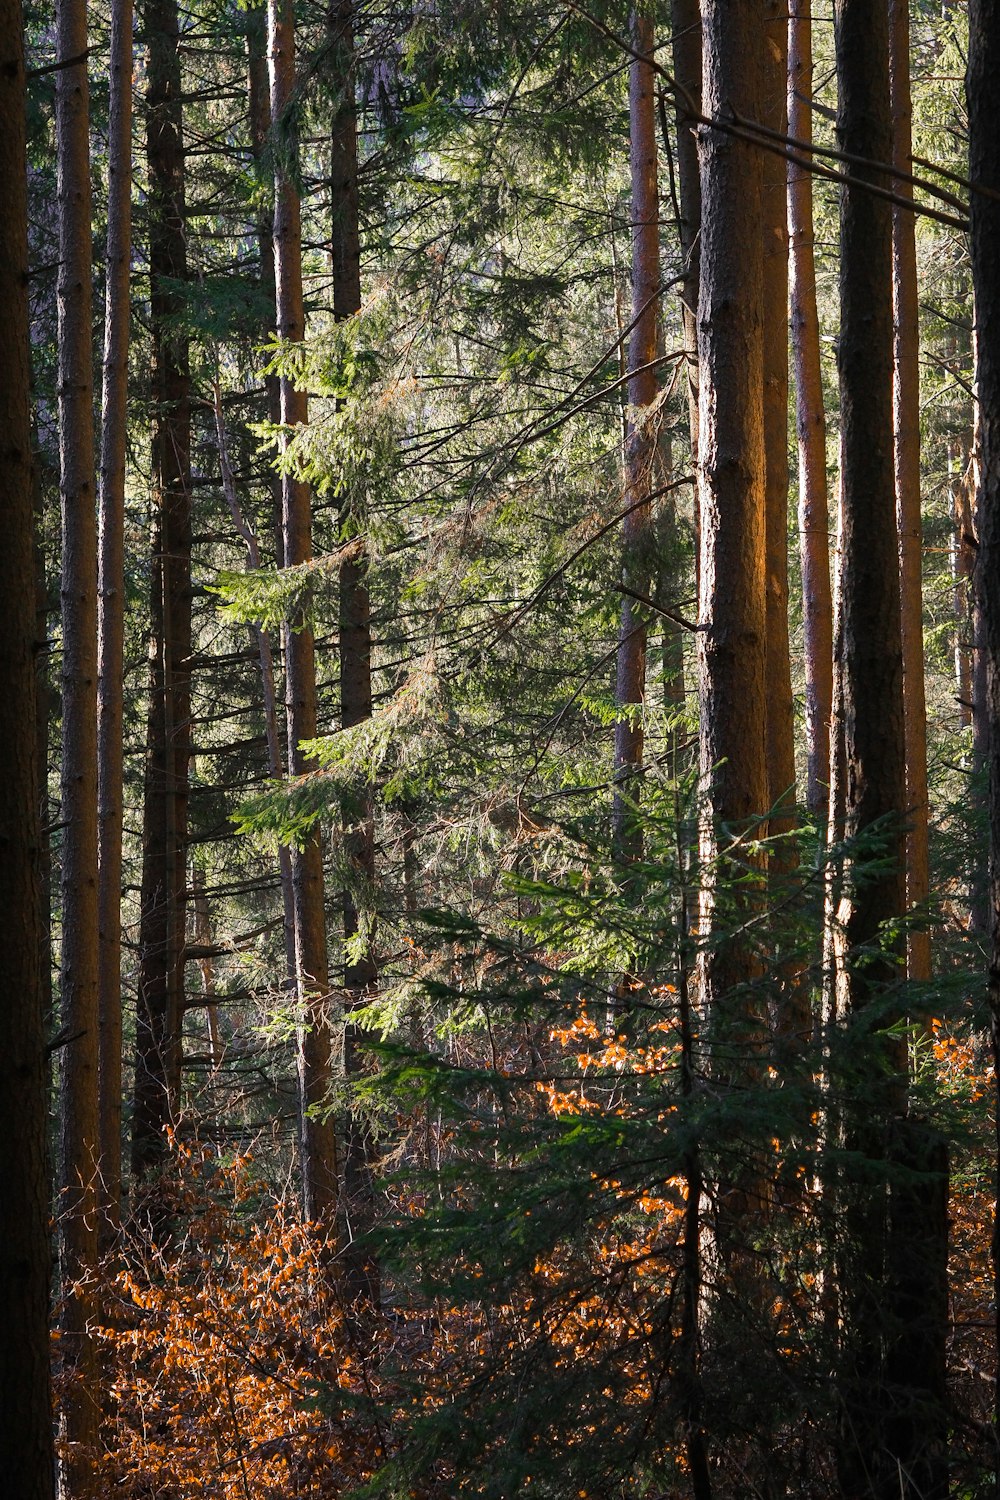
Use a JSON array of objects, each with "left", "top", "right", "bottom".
[{"left": 0, "top": 4, "right": 56, "bottom": 1491}]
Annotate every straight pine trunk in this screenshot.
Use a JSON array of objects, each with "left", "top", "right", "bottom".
[
  {"left": 247, "top": 11, "right": 298, "bottom": 987},
  {"left": 788, "top": 0, "right": 833, "bottom": 821},
  {"left": 0, "top": 6, "right": 56, "bottom": 1491},
  {"left": 670, "top": 0, "right": 701, "bottom": 465},
  {"left": 950, "top": 435, "right": 974, "bottom": 731},
  {"left": 96, "top": 0, "right": 133, "bottom": 1244},
  {"left": 670, "top": 0, "right": 700, "bottom": 590},
  {"left": 611, "top": 6, "right": 659, "bottom": 863},
  {"left": 268, "top": 0, "right": 339, "bottom": 1227},
  {"left": 889, "top": 0, "right": 932, "bottom": 988},
  {"left": 833, "top": 0, "right": 914, "bottom": 1488},
  {"left": 55, "top": 0, "right": 102, "bottom": 1479},
  {"left": 967, "top": 0, "right": 1000, "bottom": 1466},
  {"left": 133, "top": 0, "right": 192, "bottom": 1185},
  {"left": 330, "top": 0, "right": 380, "bottom": 1306},
  {"left": 696, "top": 0, "right": 768, "bottom": 1248},
  {"left": 762, "top": 0, "right": 796, "bottom": 843}
]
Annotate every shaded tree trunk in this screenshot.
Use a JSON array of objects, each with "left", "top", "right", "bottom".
[
  {"left": 889, "top": 0, "right": 931, "bottom": 989},
  {"left": 950, "top": 434, "right": 974, "bottom": 731},
  {"left": 671, "top": 0, "right": 701, "bottom": 464},
  {"left": 967, "top": 0, "right": 1000, "bottom": 1466},
  {"left": 330, "top": 0, "right": 380, "bottom": 1306},
  {"left": 762, "top": 0, "right": 795, "bottom": 842},
  {"left": 612, "top": 6, "right": 660, "bottom": 862},
  {"left": 96, "top": 0, "right": 133, "bottom": 1245},
  {"left": 55, "top": 0, "right": 102, "bottom": 1479},
  {"left": 833, "top": 0, "right": 915, "bottom": 1489},
  {"left": 268, "top": 0, "right": 339, "bottom": 1227},
  {"left": 133, "top": 0, "right": 192, "bottom": 1185},
  {"left": 788, "top": 0, "right": 834, "bottom": 822},
  {"left": 0, "top": 7, "right": 56, "bottom": 1491}
]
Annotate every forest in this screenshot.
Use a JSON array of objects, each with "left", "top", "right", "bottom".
[{"left": 3, "top": 0, "right": 1000, "bottom": 1494}]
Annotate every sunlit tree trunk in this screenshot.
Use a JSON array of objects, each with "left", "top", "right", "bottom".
[
  {"left": 133, "top": 0, "right": 192, "bottom": 1186},
  {"left": 246, "top": 12, "right": 297, "bottom": 987},
  {"left": 268, "top": 0, "right": 339, "bottom": 1227},
  {"left": 612, "top": 6, "right": 659, "bottom": 862},
  {"left": 788, "top": 0, "right": 834, "bottom": 822},
  {"left": 884, "top": 13, "right": 949, "bottom": 1487},
  {"left": 96, "top": 0, "right": 133, "bottom": 1246},
  {"left": 55, "top": 0, "right": 102, "bottom": 1478},
  {"left": 0, "top": 7, "right": 56, "bottom": 1492}
]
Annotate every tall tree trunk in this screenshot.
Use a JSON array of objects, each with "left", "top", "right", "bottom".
[
  {"left": 889, "top": 0, "right": 931, "bottom": 989},
  {"left": 762, "top": 0, "right": 795, "bottom": 842},
  {"left": 671, "top": 0, "right": 701, "bottom": 464},
  {"left": 211, "top": 376, "right": 297, "bottom": 986},
  {"left": 55, "top": 0, "right": 102, "bottom": 1480},
  {"left": 133, "top": 0, "right": 192, "bottom": 1185},
  {"left": 268, "top": 0, "right": 339, "bottom": 1227},
  {"left": 967, "top": 0, "right": 1000, "bottom": 1468},
  {"left": 788, "top": 0, "right": 834, "bottom": 822},
  {"left": 885, "top": 14, "right": 949, "bottom": 1488},
  {"left": 670, "top": 0, "right": 701, "bottom": 595},
  {"left": 247, "top": 12, "right": 298, "bottom": 986},
  {"left": 833, "top": 0, "right": 914, "bottom": 1489},
  {"left": 950, "top": 434, "right": 974, "bottom": 731},
  {"left": 612, "top": 7, "right": 659, "bottom": 864},
  {"left": 696, "top": 0, "right": 767, "bottom": 1240},
  {"left": 330, "top": 0, "right": 380, "bottom": 1306},
  {"left": 761, "top": 0, "right": 808, "bottom": 1069},
  {"left": 96, "top": 0, "right": 133, "bottom": 1245},
  {"left": 0, "top": 8, "right": 56, "bottom": 1493}
]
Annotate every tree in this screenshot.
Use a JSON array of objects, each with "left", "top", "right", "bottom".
[
  {"left": 329, "top": 0, "right": 380, "bottom": 1303},
  {"left": 787, "top": 0, "right": 834, "bottom": 820},
  {"left": 695, "top": 0, "right": 767, "bottom": 1040},
  {"left": 831, "top": 0, "right": 942, "bottom": 1490},
  {"left": 0, "top": 5, "right": 56, "bottom": 1493},
  {"left": 97, "top": 0, "right": 133, "bottom": 1243},
  {"left": 55, "top": 0, "right": 102, "bottom": 1476},
  {"left": 268, "top": 0, "right": 338, "bottom": 1228},
  {"left": 968, "top": 0, "right": 1000, "bottom": 1465},
  {"left": 132, "top": 0, "right": 193, "bottom": 1186},
  {"left": 611, "top": 5, "right": 659, "bottom": 865},
  {"left": 889, "top": 0, "right": 931, "bottom": 989}
]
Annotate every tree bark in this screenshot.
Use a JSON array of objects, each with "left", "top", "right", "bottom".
[
  {"left": 55, "top": 0, "right": 102, "bottom": 1478},
  {"left": 96, "top": 0, "right": 133, "bottom": 1245},
  {"left": 671, "top": 0, "right": 701, "bottom": 464},
  {"left": 133, "top": 0, "right": 192, "bottom": 1186},
  {"left": 833, "top": 0, "right": 911, "bottom": 1488},
  {"left": 695, "top": 0, "right": 768, "bottom": 1248},
  {"left": 268, "top": 0, "right": 339, "bottom": 1227},
  {"left": 967, "top": 0, "right": 1000, "bottom": 1468},
  {"left": 950, "top": 434, "right": 974, "bottom": 732},
  {"left": 0, "top": 7, "right": 56, "bottom": 1492},
  {"left": 762, "top": 0, "right": 795, "bottom": 842},
  {"left": 788, "top": 0, "right": 834, "bottom": 822},
  {"left": 330, "top": 0, "right": 380, "bottom": 1306},
  {"left": 612, "top": 7, "right": 659, "bottom": 862},
  {"left": 889, "top": 0, "right": 931, "bottom": 989}
]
